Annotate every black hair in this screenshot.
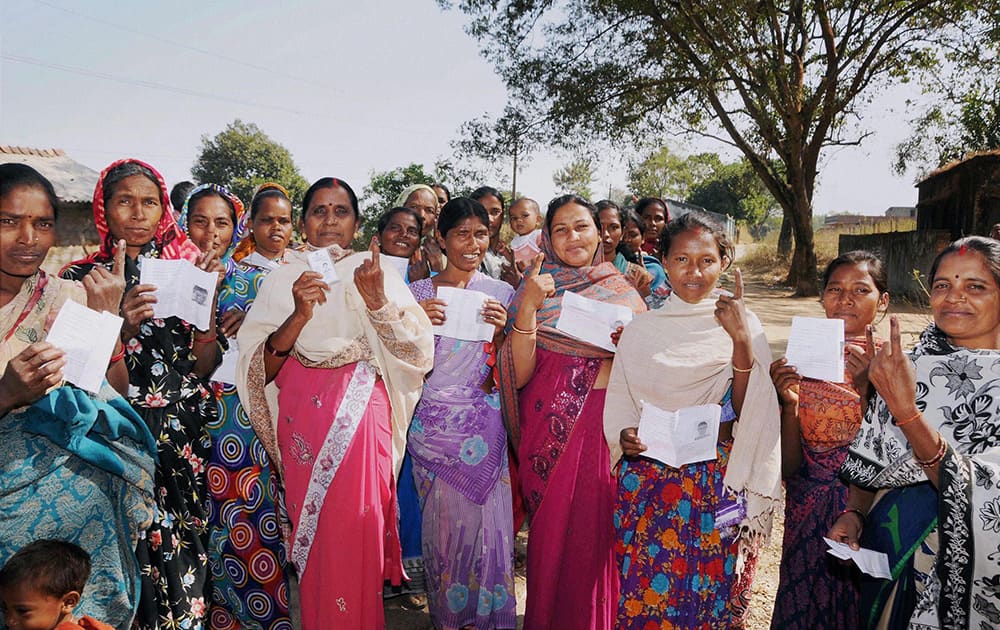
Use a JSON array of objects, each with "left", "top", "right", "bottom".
[
  {"left": 929, "top": 236, "right": 1000, "bottom": 288},
  {"left": 635, "top": 197, "right": 670, "bottom": 224},
  {"left": 545, "top": 194, "right": 600, "bottom": 234},
  {"left": 101, "top": 162, "right": 160, "bottom": 207},
  {"left": 616, "top": 208, "right": 646, "bottom": 264},
  {"left": 0, "top": 163, "right": 59, "bottom": 219},
  {"left": 249, "top": 187, "right": 292, "bottom": 221},
  {"left": 302, "top": 177, "right": 360, "bottom": 221},
  {"left": 469, "top": 186, "right": 505, "bottom": 210},
  {"left": 437, "top": 197, "right": 490, "bottom": 237},
  {"left": 169, "top": 181, "right": 195, "bottom": 213},
  {"left": 659, "top": 212, "right": 735, "bottom": 270},
  {"left": 185, "top": 188, "right": 237, "bottom": 227},
  {"left": 0, "top": 540, "right": 91, "bottom": 597},
  {"left": 377, "top": 206, "right": 424, "bottom": 238},
  {"left": 431, "top": 183, "right": 451, "bottom": 203},
  {"left": 595, "top": 199, "right": 621, "bottom": 214},
  {"left": 822, "top": 250, "right": 889, "bottom": 295}
]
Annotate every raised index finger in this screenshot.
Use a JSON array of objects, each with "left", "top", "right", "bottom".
[
  {"left": 371, "top": 245, "right": 380, "bottom": 268},
  {"left": 526, "top": 252, "right": 545, "bottom": 278},
  {"left": 889, "top": 314, "right": 901, "bottom": 356},
  {"left": 733, "top": 268, "right": 744, "bottom": 300},
  {"left": 865, "top": 324, "right": 875, "bottom": 358},
  {"left": 112, "top": 239, "right": 127, "bottom": 277}
]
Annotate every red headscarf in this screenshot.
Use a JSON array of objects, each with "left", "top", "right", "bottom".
[{"left": 75, "top": 158, "right": 201, "bottom": 266}]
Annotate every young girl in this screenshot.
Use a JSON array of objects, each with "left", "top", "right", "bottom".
[
  {"left": 605, "top": 212, "right": 781, "bottom": 628},
  {"left": 770, "top": 251, "right": 888, "bottom": 629}
]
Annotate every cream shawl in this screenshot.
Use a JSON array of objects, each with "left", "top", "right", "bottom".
[
  {"left": 604, "top": 292, "right": 782, "bottom": 547},
  {"left": 236, "top": 247, "right": 434, "bottom": 477}
]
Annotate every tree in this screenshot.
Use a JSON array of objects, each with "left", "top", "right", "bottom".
[
  {"left": 452, "top": 105, "right": 548, "bottom": 198},
  {"left": 442, "top": 0, "right": 993, "bottom": 295},
  {"left": 552, "top": 157, "right": 596, "bottom": 199},
  {"left": 627, "top": 147, "right": 722, "bottom": 199},
  {"left": 687, "top": 160, "right": 779, "bottom": 238},
  {"left": 357, "top": 163, "right": 435, "bottom": 247},
  {"left": 192, "top": 119, "right": 309, "bottom": 206}
]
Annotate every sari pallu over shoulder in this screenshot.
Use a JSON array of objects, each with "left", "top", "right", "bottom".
[{"left": 841, "top": 324, "right": 1000, "bottom": 630}]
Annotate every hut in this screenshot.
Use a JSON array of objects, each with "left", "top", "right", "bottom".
[{"left": 916, "top": 150, "right": 1000, "bottom": 239}]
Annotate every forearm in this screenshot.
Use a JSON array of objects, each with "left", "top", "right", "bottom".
[
  {"left": 900, "top": 414, "right": 943, "bottom": 488},
  {"left": 779, "top": 402, "right": 803, "bottom": 478},
  {"left": 105, "top": 355, "right": 129, "bottom": 396},
  {"left": 846, "top": 484, "right": 876, "bottom": 514},
  {"left": 730, "top": 337, "right": 753, "bottom": 415},
  {"left": 264, "top": 312, "right": 309, "bottom": 383},
  {"left": 511, "top": 309, "right": 539, "bottom": 388}
]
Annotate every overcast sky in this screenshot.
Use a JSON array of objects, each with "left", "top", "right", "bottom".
[{"left": 2, "top": 0, "right": 925, "bottom": 216}]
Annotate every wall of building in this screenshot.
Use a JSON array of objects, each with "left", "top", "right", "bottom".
[{"left": 839, "top": 229, "right": 951, "bottom": 300}]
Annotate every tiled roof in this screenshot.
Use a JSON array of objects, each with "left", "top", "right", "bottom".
[{"left": 0, "top": 145, "right": 98, "bottom": 202}]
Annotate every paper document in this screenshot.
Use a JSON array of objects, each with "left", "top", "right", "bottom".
[
  {"left": 384, "top": 255, "right": 410, "bottom": 281},
  {"left": 139, "top": 258, "right": 217, "bottom": 330},
  {"left": 555, "top": 290, "right": 633, "bottom": 353},
  {"left": 823, "top": 537, "right": 891, "bottom": 579},
  {"left": 45, "top": 299, "right": 123, "bottom": 394},
  {"left": 212, "top": 337, "right": 239, "bottom": 385},
  {"left": 433, "top": 286, "right": 494, "bottom": 342},
  {"left": 637, "top": 401, "right": 721, "bottom": 468},
  {"left": 306, "top": 248, "right": 340, "bottom": 285},
  {"left": 784, "top": 316, "right": 845, "bottom": 382}
]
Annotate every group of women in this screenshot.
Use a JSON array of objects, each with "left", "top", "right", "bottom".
[{"left": 1, "top": 156, "right": 997, "bottom": 630}]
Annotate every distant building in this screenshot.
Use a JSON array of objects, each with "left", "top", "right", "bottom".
[
  {"left": 0, "top": 146, "right": 100, "bottom": 246},
  {"left": 824, "top": 214, "right": 865, "bottom": 226},
  {"left": 917, "top": 150, "right": 1000, "bottom": 239},
  {"left": 664, "top": 198, "right": 736, "bottom": 238},
  {"left": 885, "top": 206, "right": 916, "bottom": 218}
]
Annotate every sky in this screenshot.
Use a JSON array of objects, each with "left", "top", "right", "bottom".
[{"left": 1, "top": 0, "right": 926, "bottom": 217}]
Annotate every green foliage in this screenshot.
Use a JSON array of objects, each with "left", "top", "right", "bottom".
[
  {"left": 441, "top": 0, "right": 992, "bottom": 295},
  {"left": 192, "top": 119, "right": 309, "bottom": 208},
  {"left": 627, "top": 147, "right": 722, "bottom": 199},
  {"left": 552, "top": 157, "right": 595, "bottom": 199},
  {"left": 687, "top": 160, "right": 779, "bottom": 234}
]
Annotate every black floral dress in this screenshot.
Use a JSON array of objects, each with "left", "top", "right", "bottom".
[{"left": 62, "top": 240, "right": 220, "bottom": 630}]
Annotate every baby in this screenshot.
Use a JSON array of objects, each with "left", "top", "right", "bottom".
[
  {"left": 0, "top": 540, "right": 113, "bottom": 630},
  {"left": 508, "top": 197, "right": 543, "bottom": 270}
]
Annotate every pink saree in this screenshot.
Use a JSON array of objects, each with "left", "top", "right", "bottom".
[{"left": 274, "top": 357, "right": 402, "bottom": 630}]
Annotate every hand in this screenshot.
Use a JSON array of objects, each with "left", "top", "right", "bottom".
[
  {"left": 714, "top": 268, "right": 750, "bottom": 343},
  {"left": 845, "top": 325, "right": 876, "bottom": 393},
  {"left": 419, "top": 298, "right": 447, "bottom": 325},
  {"left": 219, "top": 308, "right": 246, "bottom": 338},
  {"left": 408, "top": 247, "right": 430, "bottom": 282},
  {"left": 196, "top": 250, "right": 226, "bottom": 288},
  {"left": 83, "top": 239, "right": 127, "bottom": 314},
  {"left": 868, "top": 315, "right": 918, "bottom": 420},
  {"left": 500, "top": 259, "right": 523, "bottom": 288},
  {"left": 626, "top": 265, "right": 653, "bottom": 298},
  {"left": 120, "top": 284, "right": 158, "bottom": 339},
  {"left": 769, "top": 357, "right": 801, "bottom": 407},
  {"left": 828, "top": 511, "right": 864, "bottom": 550},
  {"left": 354, "top": 245, "right": 388, "bottom": 311},
  {"left": 291, "top": 271, "right": 329, "bottom": 321},
  {"left": 521, "top": 253, "right": 555, "bottom": 311},
  {"left": 620, "top": 427, "right": 647, "bottom": 457},
  {"left": 481, "top": 298, "right": 507, "bottom": 333},
  {"left": 610, "top": 325, "right": 624, "bottom": 347},
  {"left": 423, "top": 239, "right": 446, "bottom": 273},
  {"left": 0, "top": 342, "right": 66, "bottom": 410}
]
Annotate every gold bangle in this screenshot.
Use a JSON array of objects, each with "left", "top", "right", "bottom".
[
  {"left": 732, "top": 361, "right": 754, "bottom": 373},
  {"left": 915, "top": 432, "right": 948, "bottom": 468},
  {"left": 511, "top": 323, "right": 538, "bottom": 335}
]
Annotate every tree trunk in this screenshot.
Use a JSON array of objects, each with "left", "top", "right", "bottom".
[
  {"left": 777, "top": 214, "right": 793, "bottom": 257},
  {"left": 783, "top": 195, "right": 819, "bottom": 296}
]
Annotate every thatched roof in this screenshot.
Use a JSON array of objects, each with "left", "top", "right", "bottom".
[
  {"left": 919, "top": 149, "right": 1000, "bottom": 185},
  {"left": 0, "top": 146, "right": 98, "bottom": 203}
]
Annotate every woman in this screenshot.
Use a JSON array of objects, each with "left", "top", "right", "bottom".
[
  {"left": 605, "top": 212, "right": 781, "bottom": 628},
  {"left": 183, "top": 184, "right": 295, "bottom": 630},
  {"left": 830, "top": 236, "right": 1000, "bottom": 629},
  {"left": 61, "top": 159, "right": 224, "bottom": 630},
  {"left": 770, "top": 252, "right": 889, "bottom": 629},
  {"left": 0, "top": 163, "right": 156, "bottom": 629},
  {"left": 377, "top": 205, "right": 426, "bottom": 285},
  {"left": 499, "top": 194, "right": 646, "bottom": 629},
  {"left": 396, "top": 184, "right": 444, "bottom": 277},
  {"left": 470, "top": 187, "right": 515, "bottom": 285},
  {"left": 616, "top": 208, "right": 670, "bottom": 308},
  {"left": 635, "top": 197, "right": 669, "bottom": 257},
  {"left": 596, "top": 200, "right": 656, "bottom": 300},
  {"left": 409, "top": 198, "right": 517, "bottom": 629},
  {"left": 236, "top": 177, "right": 434, "bottom": 629}
]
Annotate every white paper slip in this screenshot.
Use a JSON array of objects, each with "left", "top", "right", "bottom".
[
  {"left": 636, "top": 401, "right": 721, "bottom": 468},
  {"left": 211, "top": 337, "right": 239, "bottom": 385},
  {"left": 383, "top": 255, "right": 410, "bottom": 281},
  {"left": 45, "top": 299, "right": 124, "bottom": 394},
  {"left": 823, "top": 537, "right": 892, "bottom": 579},
  {"left": 306, "top": 248, "right": 340, "bottom": 285},
  {"left": 138, "top": 258, "right": 217, "bottom": 330},
  {"left": 784, "top": 316, "right": 845, "bottom": 382},
  {"left": 555, "top": 290, "right": 634, "bottom": 353},
  {"left": 433, "top": 286, "right": 494, "bottom": 342}
]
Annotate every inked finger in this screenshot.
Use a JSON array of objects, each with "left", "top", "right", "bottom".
[
  {"left": 733, "top": 268, "right": 744, "bottom": 300},
  {"left": 889, "top": 315, "right": 901, "bottom": 356}
]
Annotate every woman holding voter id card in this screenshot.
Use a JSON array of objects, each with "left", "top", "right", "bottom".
[
  {"left": 605, "top": 212, "right": 781, "bottom": 629},
  {"left": 499, "top": 194, "right": 646, "bottom": 630},
  {"left": 236, "top": 177, "right": 433, "bottom": 630},
  {"left": 830, "top": 236, "right": 1000, "bottom": 630},
  {"left": 61, "top": 158, "right": 225, "bottom": 630}
]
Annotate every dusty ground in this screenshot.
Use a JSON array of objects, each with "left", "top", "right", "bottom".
[{"left": 385, "top": 271, "right": 931, "bottom": 630}]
